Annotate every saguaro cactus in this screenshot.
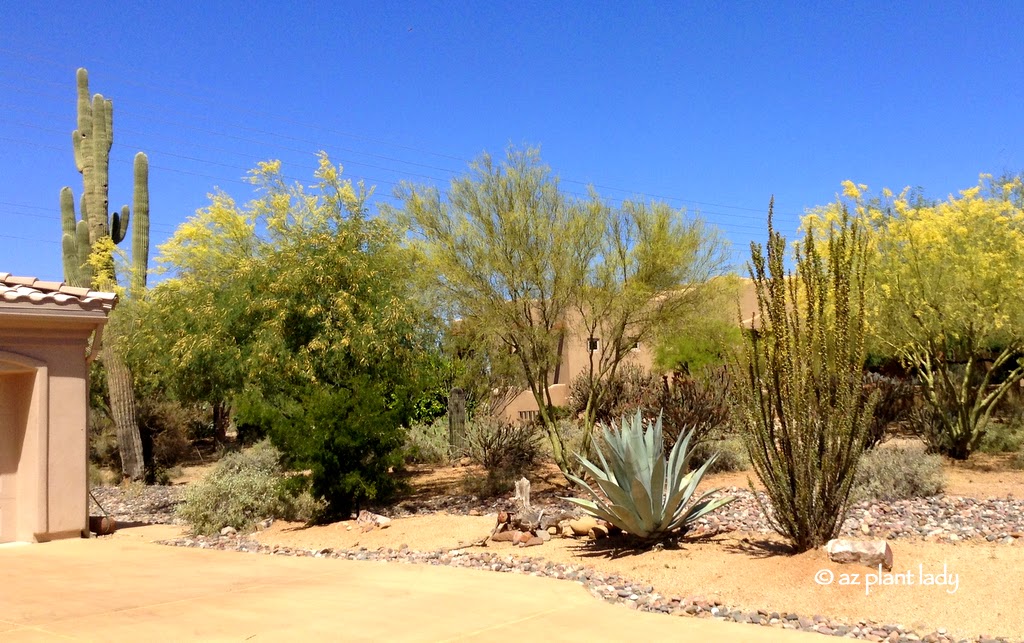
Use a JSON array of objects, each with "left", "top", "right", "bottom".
[
  {"left": 59, "top": 67, "right": 149, "bottom": 481},
  {"left": 60, "top": 68, "right": 150, "bottom": 292}
]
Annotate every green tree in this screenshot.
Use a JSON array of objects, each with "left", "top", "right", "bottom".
[
  {"left": 389, "top": 147, "right": 728, "bottom": 476},
  {"left": 653, "top": 275, "right": 745, "bottom": 374},
  {"left": 738, "top": 200, "right": 876, "bottom": 553}
]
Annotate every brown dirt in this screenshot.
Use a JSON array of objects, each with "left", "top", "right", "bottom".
[{"left": 249, "top": 458, "right": 1024, "bottom": 640}]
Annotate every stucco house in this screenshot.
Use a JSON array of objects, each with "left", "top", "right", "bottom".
[
  {"left": 502, "top": 278, "right": 760, "bottom": 422},
  {"left": 0, "top": 273, "right": 117, "bottom": 543}
]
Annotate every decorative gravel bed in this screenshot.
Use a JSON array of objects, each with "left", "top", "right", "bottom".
[
  {"left": 88, "top": 484, "right": 1024, "bottom": 545},
  {"left": 88, "top": 484, "right": 184, "bottom": 525}
]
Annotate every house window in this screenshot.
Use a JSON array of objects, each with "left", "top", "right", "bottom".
[{"left": 587, "top": 337, "right": 599, "bottom": 352}]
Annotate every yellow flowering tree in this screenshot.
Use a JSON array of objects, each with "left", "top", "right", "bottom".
[
  {"left": 871, "top": 176, "right": 1024, "bottom": 458},
  {"left": 131, "top": 155, "right": 429, "bottom": 516}
]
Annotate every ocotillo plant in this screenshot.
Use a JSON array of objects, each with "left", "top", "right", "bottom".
[
  {"left": 59, "top": 67, "right": 149, "bottom": 480},
  {"left": 60, "top": 67, "right": 150, "bottom": 294}
]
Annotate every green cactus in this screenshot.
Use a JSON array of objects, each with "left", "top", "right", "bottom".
[
  {"left": 60, "top": 67, "right": 149, "bottom": 482},
  {"left": 60, "top": 67, "right": 150, "bottom": 292}
]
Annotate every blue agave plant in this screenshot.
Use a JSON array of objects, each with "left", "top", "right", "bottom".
[{"left": 564, "top": 409, "right": 734, "bottom": 541}]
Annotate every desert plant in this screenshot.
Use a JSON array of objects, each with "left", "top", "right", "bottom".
[
  {"left": 403, "top": 416, "right": 452, "bottom": 464},
  {"left": 564, "top": 410, "right": 734, "bottom": 542},
  {"left": 978, "top": 420, "right": 1024, "bottom": 454},
  {"left": 468, "top": 417, "right": 541, "bottom": 474},
  {"left": 60, "top": 68, "right": 151, "bottom": 481},
  {"left": 464, "top": 417, "right": 542, "bottom": 497},
  {"left": 737, "top": 201, "right": 876, "bottom": 552},
  {"left": 177, "top": 440, "right": 317, "bottom": 535},
  {"left": 658, "top": 367, "right": 733, "bottom": 453},
  {"left": 567, "top": 363, "right": 661, "bottom": 427},
  {"left": 862, "top": 372, "right": 916, "bottom": 448},
  {"left": 851, "top": 444, "right": 945, "bottom": 501},
  {"left": 690, "top": 437, "right": 749, "bottom": 473}
]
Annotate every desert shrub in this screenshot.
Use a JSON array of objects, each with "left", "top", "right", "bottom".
[
  {"left": 566, "top": 410, "right": 735, "bottom": 542},
  {"left": 466, "top": 417, "right": 541, "bottom": 496},
  {"left": 690, "top": 437, "right": 749, "bottom": 473},
  {"left": 862, "top": 373, "right": 916, "bottom": 448},
  {"left": 403, "top": 415, "right": 452, "bottom": 464},
  {"left": 852, "top": 444, "right": 945, "bottom": 501},
  {"left": 978, "top": 420, "right": 1024, "bottom": 454},
  {"left": 177, "top": 440, "right": 316, "bottom": 535},
  {"left": 88, "top": 410, "right": 121, "bottom": 475},
  {"left": 88, "top": 462, "right": 107, "bottom": 487},
  {"left": 658, "top": 367, "right": 732, "bottom": 453},
  {"left": 135, "top": 398, "right": 211, "bottom": 483},
  {"left": 567, "top": 363, "right": 661, "bottom": 426},
  {"left": 1010, "top": 452, "right": 1024, "bottom": 470},
  {"left": 736, "top": 203, "right": 876, "bottom": 552}
]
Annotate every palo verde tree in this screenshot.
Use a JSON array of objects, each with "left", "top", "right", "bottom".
[
  {"left": 389, "top": 146, "right": 728, "bottom": 477},
  {"left": 137, "top": 155, "right": 427, "bottom": 518},
  {"left": 737, "top": 199, "right": 876, "bottom": 553},
  {"left": 59, "top": 67, "right": 149, "bottom": 480},
  {"left": 869, "top": 177, "right": 1024, "bottom": 458}
]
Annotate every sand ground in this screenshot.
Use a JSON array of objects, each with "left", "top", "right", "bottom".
[{"left": 246, "top": 460, "right": 1024, "bottom": 641}]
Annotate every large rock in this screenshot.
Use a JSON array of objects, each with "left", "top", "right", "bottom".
[
  {"left": 568, "top": 516, "right": 599, "bottom": 537},
  {"left": 825, "top": 539, "right": 893, "bottom": 571}
]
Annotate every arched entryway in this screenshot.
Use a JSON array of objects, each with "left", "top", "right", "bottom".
[{"left": 0, "top": 352, "right": 47, "bottom": 543}]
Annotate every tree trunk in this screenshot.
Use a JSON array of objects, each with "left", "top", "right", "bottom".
[
  {"left": 104, "top": 346, "right": 144, "bottom": 481},
  {"left": 213, "top": 401, "right": 229, "bottom": 444},
  {"left": 448, "top": 387, "right": 467, "bottom": 456}
]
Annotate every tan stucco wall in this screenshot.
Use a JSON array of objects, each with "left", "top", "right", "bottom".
[
  {"left": 503, "top": 279, "right": 758, "bottom": 423},
  {"left": 0, "top": 315, "right": 98, "bottom": 542}
]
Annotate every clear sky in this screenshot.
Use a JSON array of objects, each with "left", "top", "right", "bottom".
[{"left": 2, "top": 1, "right": 1022, "bottom": 282}]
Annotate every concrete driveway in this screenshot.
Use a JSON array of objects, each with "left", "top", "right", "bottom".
[{"left": 0, "top": 526, "right": 814, "bottom": 641}]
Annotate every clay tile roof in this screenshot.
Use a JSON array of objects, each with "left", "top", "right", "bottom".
[{"left": 0, "top": 272, "right": 118, "bottom": 313}]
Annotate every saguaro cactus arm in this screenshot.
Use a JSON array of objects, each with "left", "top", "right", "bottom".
[
  {"left": 131, "top": 152, "right": 150, "bottom": 296},
  {"left": 59, "top": 186, "right": 93, "bottom": 288}
]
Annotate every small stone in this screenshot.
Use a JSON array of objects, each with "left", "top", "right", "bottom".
[{"left": 220, "top": 526, "right": 237, "bottom": 536}]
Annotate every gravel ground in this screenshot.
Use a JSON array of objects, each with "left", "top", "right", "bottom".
[{"left": 89, "top": 483, "right": 1024, "bottom": 544}]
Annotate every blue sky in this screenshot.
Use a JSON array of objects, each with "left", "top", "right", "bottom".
[{"left": 2, "top": 1, "right": 1022, "bottom": 282}]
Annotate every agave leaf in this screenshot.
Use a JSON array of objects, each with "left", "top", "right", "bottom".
[
  {"left": 672, "top": 492, "right": 735, "bottom": 532},
  {"left": 629, "top": 476, "right": 656, "bottom": 534},
  {"left": 648, "top": 445, "right": 667, "bottom": 528},
  {"left": 573, "top": 455, "right": 641, "bottom": 516}
]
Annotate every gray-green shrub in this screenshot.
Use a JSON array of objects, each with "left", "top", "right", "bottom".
[
  {"left": 403, "top": 416, "right": 452, "bottom": 464},
  {"left": 690, "top": 437, "right": 749, "bottom": 474},
  {"left": 178, "top": 440, "right": 318, "bottom": 535},
  {"left": 852, "top": 444, "right": 944, "bottom": 501}
]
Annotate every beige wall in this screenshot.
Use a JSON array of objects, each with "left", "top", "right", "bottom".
[
  {"left": 502, "top": 279, "right": 758, "bottom": 423},
  {"left": 0, "top": 316, "right": 98, "bottom": 543}
]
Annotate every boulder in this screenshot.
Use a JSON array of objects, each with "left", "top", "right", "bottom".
[{"left": 824, "top": 539, "right": 893, "bottom": 571}]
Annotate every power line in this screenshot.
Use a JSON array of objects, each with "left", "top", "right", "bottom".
[{"left": 0, "top": 51, "right": 807, "bottom": 220}]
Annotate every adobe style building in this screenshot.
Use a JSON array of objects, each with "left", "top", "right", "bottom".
[
  {"left": 0, "top": 273, "right": 117, "bottom": 543},
  {"left": 502, "top": 279, "right": 759, "bottom": 422}
]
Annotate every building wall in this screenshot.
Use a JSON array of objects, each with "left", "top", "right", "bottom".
[
  {"left": 0, "top": 318, "right": 96, "bottom": 543},
  {"left": 502, "top": 279, "right": 759, "bottom": 423}
]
